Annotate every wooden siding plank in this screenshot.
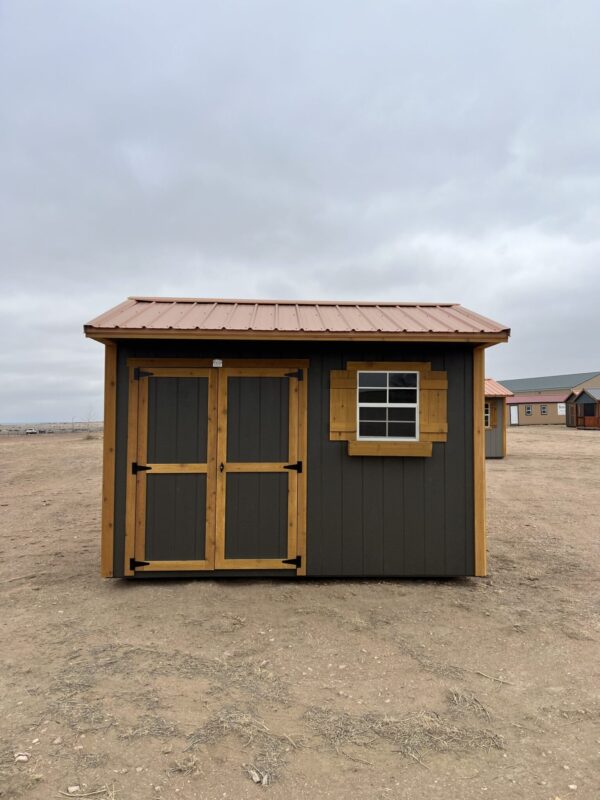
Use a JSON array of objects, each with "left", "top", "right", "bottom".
[
  {"left": 100, "top": 343, "right": 117, "bottom": 577},
  {"left": 123, "top": 368, "right": 139, "bottom": 576},
  {"left": 473, "top": 346, "right": 487, "bottom": 576},
  {"left": 296, "top": 367, "right": 308, "bottom": 575},
  {"left": 134, "top": 376, "right": 149, "bottom": 563}
]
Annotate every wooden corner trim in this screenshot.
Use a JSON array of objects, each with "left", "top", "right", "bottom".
[
  {"left": 473, "top": 346, "right": 487, "bottom": 576},
  {"left": 101, "top": 342, "right": 117, "bottom": 577}
]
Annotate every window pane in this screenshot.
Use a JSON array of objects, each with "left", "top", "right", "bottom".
[
  {"left": 389, "top": 388, "right": 417, "bottom": 404},
  {"left": 388, "top": 407, "right": 416, "bottom": 422},
  {"left": 389, "top": 372, "right": 417, "bottom": 388},
  {"left": 359, "top": 407, "right": 386, "bottom": 421},
  {"left": 388, "top": 422, "right": 416, "bottom": 438},
  {"left": 359, "top": 388, "right": 387, "bottom": 403},
  {"left": 358, "top": 372, "right": 387, "bottom": 387},
  {"left": 359, "top": 421, "right": 387, "bottom": 437}
]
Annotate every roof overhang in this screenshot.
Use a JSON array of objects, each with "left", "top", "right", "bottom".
[{"left": 84, "top": 327, "right": 509, "bottom": 345}]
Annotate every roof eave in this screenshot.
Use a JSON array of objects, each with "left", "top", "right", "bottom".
[{"left": 84, "top": 327, "right": 510, "bottom": 344}]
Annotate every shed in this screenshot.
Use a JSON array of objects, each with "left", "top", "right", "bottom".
[
  {"left": 506, "top": 393, "right": 569, "bottom": 426},
  {"left": 484, "top": 379, "right": 512, "bottom": 459},
  {"left": 565, "top": 388, "right": 600, "bottom": 429},
  {"left": 84, "top": 297, "right": 510, "bottom": 579}
]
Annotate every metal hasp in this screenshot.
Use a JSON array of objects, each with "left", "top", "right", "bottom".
[
  {"left": 283, "top": 461, "right": 303, "bottom": 473},
  {"left": 129, "top": 558, "right": 150, "bottom": 569},
  {"left": 282, "top": 555, "right": 302, "bottom": 567},
  {"left": 285, "top": 369, "right": 303, "bottom": 380},
  {"left": 131, "top": 462, "right": 152, "bottom": 475}
]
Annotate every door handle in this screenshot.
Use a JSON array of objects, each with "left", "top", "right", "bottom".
[{"left": 219, "top": 462, "right": 224, "bottom": 472}]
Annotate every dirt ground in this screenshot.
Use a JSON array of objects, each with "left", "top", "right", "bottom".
[{"left": 1, "top": 427, "right": 599, "bottom": 800}]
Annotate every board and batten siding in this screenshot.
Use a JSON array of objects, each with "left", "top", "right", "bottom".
[
  {"left": 485, "top": 398, "right": 505, "bottom": 459},
  {"left": 112, "top": 340, "right": 474, "bottom": 577}
]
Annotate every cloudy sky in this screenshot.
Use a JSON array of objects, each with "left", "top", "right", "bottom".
[{"left": 1, "top": 1, "right": 599, "bottom": 422}]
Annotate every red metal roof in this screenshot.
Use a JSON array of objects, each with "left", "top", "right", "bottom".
[
  {"left": 85, "top": 297, "right": 510, "bottom": 341},
  {"left": 506, "top": 393, "right": 569, "bottom": 404},
  {"left": 485, "top": 378, "right": 513, "bottom": 397}
]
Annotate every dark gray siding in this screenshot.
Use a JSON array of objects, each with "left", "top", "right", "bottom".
[
  {"left": 112, "top": 340, "right": 475, "bottom": 577},
  {"left": 146, "top": 474, "right": 206, "bottom": 560},
  {"left": 485, "top": 398, "right": 505, "bottom": 459}
]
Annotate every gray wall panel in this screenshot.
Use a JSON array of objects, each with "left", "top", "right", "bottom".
[
  {"left": 227, "top": 377, "right": 289, "bottom": 462},
  {"left": 147, "top": 377, "right": 208, "bottom": 463},
  {"left": 225, "top": 473, "right": 288, "bottom": 559},
  {"left": 146, "top": 474, "right": 206, "bottom": 561}
]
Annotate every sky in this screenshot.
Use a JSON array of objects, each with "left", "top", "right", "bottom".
[{"left": 1, "top": 0, "right": 599, "bottom": 422}]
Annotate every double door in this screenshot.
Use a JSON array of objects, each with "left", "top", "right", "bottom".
[{"left": 124, "top": 360, "right": 307, "bottom": 575}]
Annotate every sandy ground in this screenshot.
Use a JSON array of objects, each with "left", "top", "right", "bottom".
[{"left": 1, "top": 427, "right": 599, "bottom": 800}]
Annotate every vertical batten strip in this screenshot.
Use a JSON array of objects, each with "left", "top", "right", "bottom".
[
  {"left": 296, "top": 367, "right": 308, "bottom": 575},
  {"left": 123, "top": 367, "right": 140, "bottom": 575},
  {"left": 100, "top": 343, "right": 117, "bottom": 577},
  {"left": 473, "top": 346, "right": 487, "bottom": 576}
]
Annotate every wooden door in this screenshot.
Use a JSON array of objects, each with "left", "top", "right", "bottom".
[
  {"left": 124, "top": 361, "right": 307, "bottom": 575},
  {"left": 124, "top": 367, "right": 218, "bottom": 574},
  {"left": 215, "top": 367, "right": 305, "bottom": 570}
]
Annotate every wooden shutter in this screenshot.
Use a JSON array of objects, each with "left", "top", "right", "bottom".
[
  {"left": 329, "top": 363, "right": 448, "bottom": 455},
  {"left": 329, "top": 370, "right": 356, "bottom": 441},
  {"left": 490, "top": 400, "right": 498, "bottom": 429},
  {"left": 419, "top": 371, "right": 448, "bottom": 443}
]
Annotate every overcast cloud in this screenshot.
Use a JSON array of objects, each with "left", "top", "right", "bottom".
[{"left": 1, "top": 0, "right": 599, "bottom": 422}]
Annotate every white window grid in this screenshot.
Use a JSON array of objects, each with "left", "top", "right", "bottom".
[
  {"left": 540, "top": 404, "right": 548, "bottom": 415},
  {"left": 356, "top": 370, "right": 419, "bottom": 441},
  {"left": 484, "top": 402, "right": 491, "bottom": 428},
  {"left": 525, "top": 405, "right": 533, "bottom": 416}
]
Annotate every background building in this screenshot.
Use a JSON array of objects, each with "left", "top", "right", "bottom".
[{"left": 484, "top": 379, "right": 512, "bottom": 458}]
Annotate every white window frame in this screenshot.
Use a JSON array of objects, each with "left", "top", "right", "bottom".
[
  {"left": 525, "top": 404, "right": 533, "bottom": 416},
  {"left": 356, "top": 370, "right": 419, "bottom": 441},
  {"left": 540, "top": 404, "right": 548, "bottom": 416},
  {"left": 484, "top": 401, "right": 491, "bottom": 429}
]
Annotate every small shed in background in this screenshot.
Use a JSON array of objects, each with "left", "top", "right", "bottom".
[
  {"left": 484, "top": 379, "right": 512, "bottom": 458},
  {"left": 565, "top": 388, "right": 600, "bottom": 430}
]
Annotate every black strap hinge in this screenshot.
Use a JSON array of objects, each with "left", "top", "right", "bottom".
[
  {"left": 130, "top": 558, "right": 150, "bottom": 570},
  {"left": 285, "top": 369, "right": 303, "bottom": 381},
  {"left": 132, "top": 462, "right": 152, "bottom": 474},
  {"left": 284, "top": 461, "right": 302, "bottom": 473},
  {"left": 282, "top": 555, "right": 302, "bottom": 567},
  {"left": 133, "top": 367, "right": 153, "bottom": 380}
]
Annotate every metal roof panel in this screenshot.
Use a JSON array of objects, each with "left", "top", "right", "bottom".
[{"left": 85, "top": 297, "right": 510, "bottom": 340}]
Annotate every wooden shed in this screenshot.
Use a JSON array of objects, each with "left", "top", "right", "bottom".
[
  {"left": 565, "top": 389, "right": 600, "bottom": 429},
  {"left": 484, "top": 379, "right": 512, "bottom": 459},
  {"left": 84, "top": 297, "right": 510, "bottom": 579}
]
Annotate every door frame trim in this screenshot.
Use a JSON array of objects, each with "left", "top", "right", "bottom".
[{"left": 124, "top": 358, "right": 309, "bottom": 575}]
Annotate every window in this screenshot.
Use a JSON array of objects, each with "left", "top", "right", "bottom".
[
  {"left": 357, "top": 371, "right": 418, "bottom": 440},
  {"left": 484, "top": 402, "right": 491, "bottom": 428},
  {"left": 525, "top": 405, "right": 533, "bottom": 416},
  {"left": 540, "top": 404, "right": 548, "bottom": 415}
]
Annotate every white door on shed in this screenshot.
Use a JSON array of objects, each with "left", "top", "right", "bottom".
[{"left": 510, "top": 405, "right": 519, "bottom": 425}]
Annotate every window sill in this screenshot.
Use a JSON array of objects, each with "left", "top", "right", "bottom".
[{"left": 348, "top": 440, "right": 433, "bottom": 457}]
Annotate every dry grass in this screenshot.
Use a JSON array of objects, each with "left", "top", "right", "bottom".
[
  {"left": 120, "top": 715, "right": 180, "bottom": 740},
  {"left": 304, "top": 705, "right": 503, "bottom": 763},
  {"left": 186, "top": 706, "right": 301, "bottom": 783},
  {"left": 447, "top": 688, "right": 491, "bottom": 720}
]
